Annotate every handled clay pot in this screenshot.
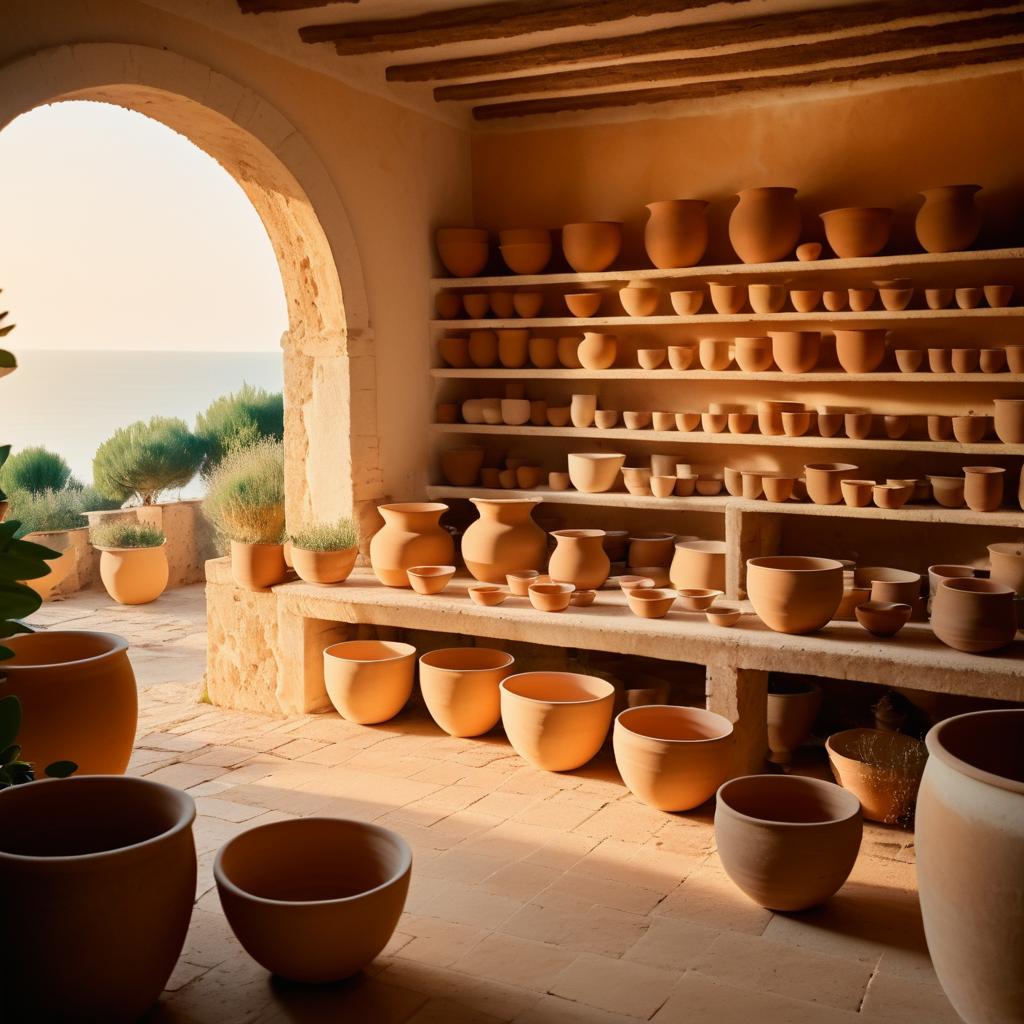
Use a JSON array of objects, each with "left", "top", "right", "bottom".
[
  {"left": 644, "top": 199, "right": 709, "bottom": 269},
  {"left": 461, "top": 497, "right": 546, "bottom": 583},
  {"left": 931, "top": 577, "right": 1017, "bottom": 654},
  {"left": 915, "top": 185, "right": 982, "bottom": 253},
  {"left": 766, "top": 680, "right": 821, "bottom": 765},
  {"left": 746, "top": 556, "right": 844, "bottom": 634},
  {"left": 728, "top": 187, "right": 801, "bottom": 264},
  {"left": 369, "top": 503, "right": 453, "bottom": 587},
  {"left": 578, "top": 332, "right": 618, "bottom": 370},
  {"left": 548, "top": 529, "right": 610, "bottom": 590}
]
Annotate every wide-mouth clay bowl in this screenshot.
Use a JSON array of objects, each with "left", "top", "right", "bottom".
[
  {"left": 570, "top": 589, "right": 598, "bottom": 607},
  {"left": 616, "top": 575, "right": 656, "bottom": 593},
  {"left": 706, "top": 604, "right": 743, "bottom": 627},
  {"left": 820, "top": 207, "right": 892, "bottom": 258},
  {"left": 855, "top": 600, "right": 913, "bottom": 638},
  {"left": 419, "top": 647, "right": 514, "bottom": 737},
  {"left": 676, "top": 588, "right": 723, "bottom": 612},
  {"left": 469, "top": 584, "right": 509, "bottom": 607},
  {"left": 500, "top": 242, "right": 551, "bottom": 275},
  {"left": 215, "top": 818, "right": 411, "bottom": 983},
  {"left": 505, "top": 570, "right": 546, "bottom": 596},
  {"left": 565, "top": 292, "right": 603, "bottom": 318},
  {"left": 567, "top": 452, "right": 626, "bottom": 493},
  {"left": 746, "top": 556, "right": 844, "bottom": 634},
  {"left": 323, "top": 640, "right": 416, "bottom": 724},
  {"left": 626, "top": 588, "right": 677, "bottom": 619},
  {"left": 407, "top": 565, "right": 457, "bottom": 595},
  {"left": 561, "top": 222, "right": 622, "bottom": 273},
  {"left": 528, "top": 582, "right": 574, "bottom": 612}
]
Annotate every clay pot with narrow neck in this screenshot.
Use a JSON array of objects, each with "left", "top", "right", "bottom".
[
  {"left": 915, "top": 185, "right": 982, "bottom": 253},
  {"left": 916, "top": 710, "right": 1024, "bottom": 1024},
  {"left": 931, "top": 577, "right": 1017, "bottom": 654},
  {"left": 578, "top": 332, "right": 617, "bottom": 370},
  {"left": 461, "top": 498, "right": 546, "bottom": 583},
  {"left": 728, "top": 187, "right": 801, "bottom": 264},
  {"left": 548, "top": 529, "right": 610, "bottom": 590},
  {"left": 644, "top": 199, "right": 709, "bottom": 269},
  {"left": 767, "top": 680, "right": 821, "bottom": 765},
  {"left": 369, "top": 503, "right": 453, "bottom": 587},
  {"left": 746, "top": 556, "right": 844, "bottom": 634}
]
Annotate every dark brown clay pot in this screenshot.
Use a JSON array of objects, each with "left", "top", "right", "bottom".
[{"left": 728, "top": 187, "right": 800, "bottom": 263}]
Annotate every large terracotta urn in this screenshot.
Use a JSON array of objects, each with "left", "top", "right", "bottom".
[
  {"left": 0, "top": 630, "right": 137, "bottom": 774},
  {"left": 369, "top": 502, "right": 453, "bottom": 587},
  {"left": 915, "top": 185, "right": 982, "bottom": 253},
  {"left": 644, "top": 200, "right": 709, "bottom": 269},
  {"left": 746, "top": 556, "right": 844, "bottom": 634},
  {"left": 0, "top": 776, "right": 196, "bottom": 1022},
  {"left": 916, "top": 709, "right": 1024, "bottom": 1024},
  {"left": 728, "top": 187, "right": 801, "bottom": 264},
  {"left": 548, "top": 529, "right": 610, "bottom": 590},
  {"left": 931, "top": 577, "right": 1017, "bottom": 653},
  {"left": 461, "top": 498, "right": 546, "bottom": 583}
]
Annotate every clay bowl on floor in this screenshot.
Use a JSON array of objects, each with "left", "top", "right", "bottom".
[
  {"left": 567, "top": 452, "right": 626, "bottom": 493},
  {"left": 715, "top": 775, "right": 863, "bottom": 911},
  {"left": 565, "top": 292, "right": 603, "bottom": 318},
  {"left": 667, "top": 345, "right": 697, "bottom": 370},
  {"left": 215, "top": 818, "right": 411, "bottom": 983},
  {"left": 670, "top": 290, "right": 704, "bottom": 315},
  {"left": 676, "top": 588, "right": 722, "bottom": 611},
  {"left": 706, "top": 604, "right": 742, "bottom": 627},
  {"left": 855, "top": 601, "right": 913, "bottom": 638},
  {"left": 614, "top": 706, "right": 734, "bottom": 812},
  {"left": 500, "top": 671, "right": 615, "bottom": 771},
  {"left": 820, "top": 206, "right": 892, "bottom": 257},
  {"left": 419, "top": 647, "right": 514, "bottom": 737},
  {"left": 528, "top": 582, "right": 574, "bottom": 613},
  {"left": 407, "top": 565, "right": 457, "bottom": 595},
  {"left": 469, "top": 584, "right": 509, "bottom": 607},
  {"left": 324, "top": 640, "right": 416, "bottom": 724},
  {"left": 746, "top": 556, "right": 844, "bottom": 634},
  {"left": 626, "top": 588, "right": 677, "bottom": 619}
]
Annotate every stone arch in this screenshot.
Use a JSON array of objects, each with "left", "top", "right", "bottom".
[{"left": 0, "top": 42, "right": 381, "bottom": 531}]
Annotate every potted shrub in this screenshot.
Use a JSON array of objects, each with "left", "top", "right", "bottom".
[
  {"left": 7, "top": 487, "right": 86, "bottom": 599},
  {"left": 90, "top": 522, "right": 169, "bottom": 605},
  {"left": 203, "top": 438, "right": 287, "bottom": 590},
  {"left": 195, "top": 383, "right": 283, "bottom": 477},
  {"left": 288, "top": 517, "right": 358, "bottom": 585}
]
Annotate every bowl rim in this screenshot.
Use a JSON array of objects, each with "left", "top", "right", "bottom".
[
  {"left": 615, "top": 704, "right": 733, "bottom": 743},
  {"left": 717, "top": 773, "right": 861, "bottom": 826},
  {"left": 0, "top": 629, "right": 129, "bottom": 671},
  {"left": 500, "top": 671, "right": 615, "bottom": 705}
]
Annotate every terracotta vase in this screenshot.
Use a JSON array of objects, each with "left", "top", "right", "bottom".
[
  {"left": 766, "top": 680, "right": 821, "bottom": 765},
  {"left": 963, "top": 466, "right": 1005, "bottom": 512},
  {"left": 418, "top": 647, "right": 513, "bottom": 737},
  {"left": 670, "top": 540, "right": 726, "bottom": 591},
  {"left": 549, "top": 529, "right": 610, "bottom": 590},
  {"left": 770, "top": 331, "right": 821, "bottom": 373},
  {"left": 567, "top": 452, "right": 625, "bottom": 493},
  {"left": 369, "top": 502, "right": 453, "bottom": 587},
  {"left": 804, "top": 463, "right": 859, "bottom": 505},
  {"left": 988, "top": 542, "right": 1024, "bottom": 596},
  {"left": 613, "top": 706, "right": 734, "bottom": 811},
  {"left": 644, "top": 199, "right": 709, "bottom": 269},
  {"left": 291, "top": 546, "right": 357, "bottom": 585},
  {"left": 728, "top": 187, "right": 801, "bottom": 264},
  {"left": 578, "top": 332, "right": 617, "bottom": 370},
  {"left": 931, "top": 577, "right": 1017, "bottom": 654},
  {"left": 94, "top": 544, "right": 168, "bottom": 605},
  {"left": 715, "top": 774, "right": 862, "bottom": 911},
  {"left": 500, "top": 672, "right": 615, "bottom": 771},
  {"left": 916, "top": 710, "right": 1024, "bottom": 1024},
  {"left": 561, "top": 222, "right": 622, "bottom": 273},
  {"left": 994, "top": 398, "right": 1024, "bottom": 444},
  {"left": 820, "top": 207, "right": 892, "bottom": 258},
  {"left": 746, "top": 556, "right": 844, "bottom": 634},
  {"left": 215, "top": 818, "right": 410, "bottom": 983},
  {"left": 231, "top": 540, "right": 287, "bottom": 590},
  {"left": 461, "top": 497, "right": 546, "bottom": 583},
  {"left": 0, "top": 630, "right": 137, "bottom": 774},
  {"left": 915, "top": 185, "right": 982, "bottom": 253},
  {"left": 834, "top": 329, "right": 887, "bottom": 374},
  {"left": 324, "top": 640, "right": 415, "bottom": 724}
]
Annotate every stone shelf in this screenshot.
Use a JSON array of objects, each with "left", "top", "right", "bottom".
[{"left": 432, "top": 368, "right": 1024, "bottom": 383}]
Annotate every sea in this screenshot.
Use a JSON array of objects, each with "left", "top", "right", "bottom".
[{"left": 3, "top": 349, "right": 283, "bottom": 500}]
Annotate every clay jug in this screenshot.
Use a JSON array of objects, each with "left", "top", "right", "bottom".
[
  {"left": 461, "top": 498, "right": 546, "bottom": 583},
  {"left": 369, "top": 503, "right": 453, "bottom": 587},
  {"left": 728, "top": 187, "right": 801, "bottom": 264},
  {"left": 548, "top": 530, "right": 610, "bottom": 590},
  {"left": 915, "top": 185, "right": 982, "bottom": 253},
  {"left": 644, "top": 200, "right": 709, "bottom": 269}
]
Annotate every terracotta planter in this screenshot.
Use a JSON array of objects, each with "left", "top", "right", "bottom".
[
  {"left": 670, "top": 540, "right": 726, "bottom": 591},
  {"left": 0, "top": 630, "right": 137, "bottom": 774},
  {"left": 931, "top": 577, "right": 1017, "bottom": 653},
  {"left": 549, "top": 529, "right": 610, "bottom": 590},
  {"left": 728, "top": 187, "right": 801, "bottom": 263},
  {"left": 834, "top": 329, "right": 887, "bottom": 374},
  {"left": 988, "top": 542, "right": 1024, "bottom": 596},
  {"left": 644, "top": 199, "right": 708, "bottom": 268},
  {"left": 766, "top": 680, "right": 821, "bottom": 765},
  {"left": 436, "top": 227, "right": 488, "bottom": 277},
  {"left": 963, "top": 465, "right": 1005, "bottom": 512},
  {"left": 915, "top": 185, "right": 982, "bottom": 253},
  {"left": 770, "top": 331, "right": 820, "bottom": 373},
  {"left": 562, "top": 222, "right": 622, "bottom": 273},
  {"left": 804, "top": 462, "right": 859, "bottom": 505},
  {"left": 0, "top": 776, "right": 196, "bottom": 1022},
  {"left": 94, "top": 544, "right": 168, "bottom": 605},
  {"left": 215, "top": 818, "right": 410, "bottom": 983},
  {"left": 567, "top": 452, "right": 625, "bottom": 493},
  {"left": 746, "top": 556, "right": 844, "bottom": 634},
  {"left": 291, "top": 545, "right": 357, "bottom": 585},
  {"left": 578, "top": 332, "right": 617, "bottom": 370},
  {"left": 369, "top": 502, "right": 452, "bottom": 587},
  {"left": 324, "top": 640, "right": 415, "bottom": 724},
  {"left": 230, "top": 540, "right": 287, "bottom": 590},
  {"left": 613, "top": 706, "right": 733, "bottom": 811},
  {"left": 419, "top": 647, "right": 514, "bottom": 737},
  {"left": 748, "top": 283, "right": 786, "bottom": 314},
  {"left": 715, "top": 774, "right": 862, "bottom": 911},
  {"left": 462, "top": 497, "right": 546, "bottom": 583},
  {"left": 820, "top": 207, "right": 892, "bottom": 257},
  {"left": 734, "top": 336, "right": 774, "bottom": 372},
  {"left": 994, "top": 398, "right": 1024, "bottom": 444},
  {"left": 916, "top": 710, "right": 1024, "bottom": 1024}
]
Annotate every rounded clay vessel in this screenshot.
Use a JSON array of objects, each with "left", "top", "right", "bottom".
[
  {"left": 931, "top": 577, "right": 1017, "bottom": 653},
  {"left": 370, "top": 503, "right": 453, "bottom": 588},
  {"left": 915, "top": 185, "right": 982, "bottom": 253},
  {"left": 324, "top": 640, "right": 416, "bottom": 724},
  {"left": 728, "top": 187, "right": 800, "bottom": 263},
  {"left": 644, "top": 200, "right": 708, "bottom": 268},
  {"left": 746, "top": 556, "right": 844, "bottom": 634},
  {"left": 97, "top": 544, "right": 168, "bottom": 605},
  {"left": 419, "top": 647, "right": 514, "bottom": 737},
  {"left": 461, "top": 498, "right": 546, "bottom": 584},
  {"left": 548, "top": 529, "right": 611, "bottom": 590},
  {"left": 231, "top": 540, "right": 287, "bottom": 591},
  {"left": 291, "top": 546, "right": 358, "bottom": 586}
]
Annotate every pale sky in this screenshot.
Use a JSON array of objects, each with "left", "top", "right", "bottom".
[{"left": 0, "top": 100, "right": 288, "bottom": 352}]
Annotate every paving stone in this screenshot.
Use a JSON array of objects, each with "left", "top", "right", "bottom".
[
  {"left": 859, "top": 971, "right": 962, "bottom": 1022},
  {"left": 452, "top": 933, "right": 576, "bottom": 993},
  {"left": 548, "top": 952, "right": 680, "bottom": 1019}
]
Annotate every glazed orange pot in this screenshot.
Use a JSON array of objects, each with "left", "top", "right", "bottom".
[
  {"left": 323, "top": 640, "right": 416, "bottom": 724},
  {"left": 0, "top": 776, "right": 196, "bottom": 1022},
  {"left": 461, "top": 497, "right": 546, "bottom": 583},
  {"left": 290, "top": 546, "right": 357, "bottom": 585},
  {"left": 746, "top": 556, "right": 844, "bottom": 634},
  {"left": 728, "top": 187, "right": 801, "bottom": 263},
  {"left": 97, "top": 544, "right": 168, "bottom": 605},
  {"left": 230, "top": 540, "right": 287, "bottom": 590},
  {"left": 562, "top": 221, "right": 622, "bottom": 272},
  {"left": 644, "top": 200, "right": 708, "bottom": 269},
  {"left": 419, "top": 647, "right": 514, "bottom": 737},
  {"left": 548, "top": 529, "right": 610, "bottom": 590},
  {"left": 369, "top": 502, "right": 453, "bottom": 587},
  {"left": 931, "top": 578, "right": 1017, "bottom": 654},
  {"left": 915, "top": 185, "right": 982, "bottom": 253}
]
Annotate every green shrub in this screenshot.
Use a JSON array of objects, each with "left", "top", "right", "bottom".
[
  {"left": 288, "top": 517, "right": 357, "bottom": 552},
  {"left": 203, "top": 438, "right": 285, "bottom": 544},
  {"left": 195, "top": 384, "right": 283, "bottom": 476},
  {"left": 72, "top": 483, "right": 123, "bottom": 513},
  {"left": 90, "top": 522, "right": 165, "bottom": 549},
  {"left": 0, "top": 446, "right": 71, "bottom": 495},
  {"left": 93, "top": 416, "right": 206, "bottom": 505},
  {"left": 8, "top": 489, "right": 87, "bottom": 537}
]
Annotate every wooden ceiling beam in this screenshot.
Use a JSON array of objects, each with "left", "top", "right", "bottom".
[
  {"left": 472, "top": 40, "right": 1024, "bottom": 119},
  {"left": 435, "top": 10, "right": 1024, "bottom": 101},
  {"left": 239, "top": 0, "right": 357, "bottom": 12},
  {"left": 387, "top": 0, "right": 1021, "bottom": 82},
  {"left": 299, "top": 0, "right": 746, "bottom": 54}
]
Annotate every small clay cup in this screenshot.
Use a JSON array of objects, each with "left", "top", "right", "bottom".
[
  {"left": 856, "top": 601, "right": 913, "bottom": 637},
  {"left": 637, "top": 348, "right": 667, "bottom": 370},
  {"left": 928, "top": 348, "right": 953, "bottom": 373},
  {"left": 669, "top": 290, "right": 704, "bottom": 316},
  {"left": 895, "top": 349, "right": 924, "bottom": 373},
  {"left": 955, "top": 286, "right": 982, "bottom": 309},
  {"left": 468, "top": 584, "right": 508, "bottom": 607},
  {"left": 528, "top": 582, "right": 574, "bottom": 613}
]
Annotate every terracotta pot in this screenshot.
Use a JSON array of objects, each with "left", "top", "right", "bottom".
[
  {"left": 513, "top": 290, "right": 543, "bottom": 318},
  {"left": 638, "top": 348, "right": 667, "bottom": 371},
  {"left": 440, "top": 446, "right": 484, "bottom": 487},
  {"left": 709, "top": 281, "right": 746, "bottom": 314},
  {"left": 781, "top": 411, "right": 811, "bottom": 436},
  {"left": 549, "top": 529, "right": 610, "bottom": 590},
  {"left": 628, "top": 533, "right": 677, "bottom": 568},
  {"left": 230, "top": 540, "right": 287, "bottom": 590},
  {"left": 924, "top": 286, "right": 955, "bottom": 309},
  {"left": 741, "top": 471, "right": 763, "bottom": 499},
  {"left": 562, "top": 222, "right": 622, "bottom": 272},
  {"left": 652, "top": 411, "right": 676, "bottom": 431},
  {"left": 324, "top": 640, "right": 415, "bottom": 723},
  {"left": 984, "top": 283, "right": 1014, "bottom": 308},
  {"left": 896, "top": 348, "right": 924, "bottom": 373},
  {"left": 853, "top": 566, "right": 921, "bottom": 605},
  {"left": 557, "top": 335, "right": 583, "bottom": 368},
  {"left": 435, "top": 291, "right": 462, "bottom": 319},
  {"left": 95, "top": 544, "right": 168, "bottom": 605},
  {"left": 644, "top": 199, "right": 708, "bottom": 268},
  {"left": 963, "top": 465, "right": 1005, "bottom": 512},
  {"left": 840, "top": 479, "right": 873, "bottom": 507},
  {"left": 728, "top": 187, "right": 801, "bottom": 263},
  {"left": 438, "top": 335, "right": 469, "bottom": 368},
  {"left": 915, "top": 185, "right": 982, "bottom": 253},
  {"left": 844, "top": 411, "right": 872, "bottom": 440},
  {"left": 734, "top": 336, "right": 773, "bottom": 372},
  {"left": 594, "top": 409, "right": 618, "bottom": 429},
  {"left": 436, "top": 227, "right": 488, "bottom": 277},
  {"left": 766, "top": 680, "right": 821, "bottom": 765},
  {"left": 952, "top": 414, "right": 990, "bottom": 443},
  {"left": 981, "top": 347, "right": 1008, "bottom": 373},
  {"left": 370, "top": 503, "right": 452, "bottom": 588},
  {"left": 461, "top": 498, "right": 546, "bottom": 584},
  {"left": 0, "top": 776, "right": 196, "bottom": 1022},
  {"left": 855, "top": 600, "right": 913, "bottom": 637},
  {"left": 624, "top": 411, "right": 653, "bottom": 431},
  {"left": 748, "top": 283, "right": 787, "bottom": 314},
  {"left": 469, "top": 584, "right": 508, "bottom": 606},
  {"left": 848, "top": 287, "right": 875, "bottom": 312},
  {"left": 578, "top": 332, "right": 617, "bottom": 370},
  {"left": 823, "top": 289, "right": 848, "bottom": 311},
  {"left": 994, "top": 398, "right": 1024, "bottom": 444},
  {"left": 932, "top": 577, "right": 1017, "bottom": 653},
  {"left": 216, "top": 818, "right": 410, "bottom": 983},
  {"left": 715, "top": 774, "right": 862, "bottom": 911},
  {"left": 489, "top": 289, "right": 515, "bottom": 318},
  {"left": 929, "top": 474, "right": 965, "bottom": 508},
  {"left": 757, "top": 399, "right": 804, "bottom": 435},
  {"left": 1008, "top": 346, "right": 1024, "bottom": 373},
  {"left": 927, "top": 347, "right": 953, "bottom": 373},
  {"left": 884, "top": 414, "right": 909, "bottom": 439},
  {"left": 419, "top": 647, "right": 514, "bottom": 737},
  {"left": 670, "top": 290, "right": 704, "bottom": 315},
  {"left": 620, "top": 285, "right": 660, "bottom": 317},
  {"left": 804, "top": 463, "right": 859, "bottom": 505},
  {"left": 468, "top": 329, "right": 498, "bottom": 367},
  {"left": 707, "top": 605, "right": 743, "bottom": 627},
  {"left": 820, "top": 207, "right": 892, "bottom": 257},
  {"left": 670, "top": 540, "right": 726, "bottom": 591},
  {"left": 565, "top": 291, "right": 602, "bottom": 318},
  {"left": 701, "top": 411, "right": 727, "bottom": 433},
  {"left": 763, "top": 475, "right": 795, "bottom": 503},
  {"left": 676, "top": 410, "right": 701, "bottom": 431},
  {"left": 927, "top": 416, "right": 953, "bottom": 441},
  {"left": 500, "top": 242, "right": 550, "bottom": 275},
  {"left": 569, "top": 392, "right": 597, "bottom": 428},
  {"left": 796, "top": 242, "right": 822, "bottom": 261},
  {"left": 525, "top": 336, "right": 556, "bottom": 369},
  {"left": 626, "top": 588, "right": 677, "bottom": 618},
  {"left": 290, "top": 546, "right": 358, "bottom": 586},
  {"left": 956, "top": 286, "right": 982, "bottom": 309},
  {"left": 500, "top": 672, "right": 615, "bottom": 771},
  {"left": 916, "top": 710, "right": 1024, "bottom": 1024},
  {"left": 927, "top": 563, "right": 975, "bottom": 597},
  {"left": 497, "top": 328, "right": 529, "bottom": 368},
  {"left": 500, "top": 398, "right": 530, "bottom": 426},
  {"left": 746, "top": 556, "right": 844, "bottom": 634},
  {"left": 614, "top": 706, "right": 733, "bottom": 811},
  {"left": 729, "top": 412, "right": 756, "bottom": 434},
  {"left": 699, "top": 338, "right": 732, "bottom": 371},
  {"left": 770, "top": 331, "right": 820, "bottom": 373},
  {"left": 463, "top": 292, "right": 489, "bottom": 319},
  {"left": 790, "top": 288, "right": 821, "bottom": 312},
  {"left": 951, "top": 348, "right": 979, "bottom": 373},
  {"left": 872, "top": 483, "right": 911, "bottom": 510},
  {"left": 407, "top": 565, "right": 456, "bottom": 595},
  {"left": 834, "top": 329, "right": 887, "bottom": 374},
  {"left": 506, "top": 570, "right": 544, "bottom": 596},
  {"left": 529, "top": 399, "right": 547, "bottom": 426},
  {"left": 696, "top": 478, "right": 723, "bottom": 496},
  {"left": 875, "top": 279, "right": 913, "bottom": 311},
  {"left": 988, "top": 542, "right": 1024, "bottom": 596},
  {"left": 567, "top": 452, "right": 625, "bottom": 493}
]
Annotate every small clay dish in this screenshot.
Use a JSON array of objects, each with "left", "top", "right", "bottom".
[
  {"left": 872, "top": 484, "right": 912, "bottom": 510},
  {"left": 469, "top": 584, "right": 509, "bottom": 607},
  {"left": 624, "top": 411, "right": 652, "bottom": 430},
  {"left": 507, "top": 570, "right": 545, "bottom": 597},
  {"left": 565, "top": 292, "right": 602, "bottom": 318},
  {"left": 528, "top": 582, "right": 574, "bottom": 613},
  {"left": 616, "top": 575, "right": 656, "bottom": 593},
  {"left": 638, "top": 348, "right": 667, "bottom": 370},
  {"left": 855, "top": 600, "right": 912, "bottom": 638},
  {"left": 667, "top": 345, "right": 697, "bottom": 370},
  {"left": 676, "top": 588, "right": 723, "bottom": 612},
  {"left": 706, "top": 604, "right": 743, "bottom": 627},
  {"left": 626, "top": 588, "right": 677, "bottom": 619},
  {"left": 407, "top": 565, "right": 457, "bottom": 595},
  {"left": 895, "top": 349, "right": 924, "bottom": 373},
  {"left": 569, "top": 589, "right": 597, "bottom": 607},
  {"left": 669, "top": 290, "right": 704, "bottom": 316}
]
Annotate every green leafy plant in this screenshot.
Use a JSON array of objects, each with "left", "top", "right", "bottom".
[
  {"left": 195, "top": 384, "right": 283, "bottom": 477},
  {"left": 8, "top": 488, "right": 87, "bottom": 538},
  {"left": 93, "top": 416, "right": 206, "bottom": 505},
  {"left": 288, "top": 517, "right": 357, "bottom": 552},
  {"left": 0, "top": 695, "right": 76, "bottom": 788},
  {"left": 71, "top": 483, "right": 124, "bottom": 514},
  {"left": 203, "top": 438, "right": 285, "bottom": 544},
  {"left": 90, "top": 522, "right": 165, "bottom": 549},
  {"left": 0, "top": 446, "right": 72, "bottom": 495}
]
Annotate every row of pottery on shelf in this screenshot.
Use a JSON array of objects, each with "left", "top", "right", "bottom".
[
  {"left": 227, "top": 538, "right": 359, "bottom": 591},
  {"left": 435, "top": 185, "right": 988, "bottom": 276}
]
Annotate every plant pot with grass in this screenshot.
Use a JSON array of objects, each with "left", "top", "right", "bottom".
[
  {"left": 91, "top": 522, "right": 169, "bottom": 605},
  {"left": 288, "top": 517, "right": 359, "bottom": 585}
]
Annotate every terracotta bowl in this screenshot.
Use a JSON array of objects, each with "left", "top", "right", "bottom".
[
  {"left": 569, "top": 589, "right": 597, "bottom": 607},
  {"left": 499, "top": 228, "right": 549, "bottom": 246},
  {"left": 928, "top": 348, "right": 954, "bottom": 373},
  {"left": 980, "top": 348, "right": 1007, "bottom": 374},
  {"left": 436, "top": 227, "right": 489, "bottom": 277},
  {"left": 820, "top": 207, "right": 892, "bottom": 257},
  {"left": 617, "top": 575, "right": 656, "bottom": 594},
  {"left": 500, "top": 242, "right": 550, "bottom": 275},
  {"left": 462, "top": 292, "right": 489, "bottom": 319},
  {"left": 790, "top": 289, "right": 821, "bottom": 312},
  {"left": 419, "top": 647, "right": 514, "bottom": 737},
  {"left": 746, "top": 556, "right": 844, "bottom": 634},
  {"left": 844, "top": 411, "right": 873, "bottom": 439},
  {"left": 528, "top": 582, "right": 574, "bottom": 613},
  {"left": 770, "top": 331, "right": 821, "bottom": 374},
  {"left": 925, "top": 287, "right": 954, "bottom": 309},
  {"left": 667, "top": 345, "right": 697, "bottom": 370},
  {"left": 626, "top": 588, "right": 677, "bottom": 619},
  {"left": 594, "top": 409, "right": 619, "bottom": 428},
  {"left": 621, "top": 286, "right": 660, "bottom": 317},
  {"left": 855, "top": 601, "right": 912, "bottom": 638},
  {"left": 435, "top": 291, "right": 462, "bottom": 319},
  {"left": 670, "top": 290, "right": 704, "bottom": 315},
  {"left": 728, "top": 412, "right": 755, "bottom": 434},
  {"left": 324, "top": 640, "right": 415, "bottom": 724},
  {"left": 748, "top": 283, "right": 786, "bottom": 314},
  {"left": 709, "top": 282, "right": 746, "bottom": 315},
  {"left": 875, "top": 279, "right": 913, "bottom": 311},
  {"left": 506, "top": 570, "right": 545, "bottom": 596},
  {"left": 734, "top": 336, "right": 774, "bottom": 372},
  {"left": 951, "top": 348, "right": 979, "bottom": 373},
  {"left": 652, "top": 411, "right": 676, "bottom": 431},
  {"left": 406, "top": 565, "right": 457, "bottom": 595},
  {"left": 927, "top": 416, "right": 953, "bottom": 441},
  {"left": 853, "top": 566, "right": 921, "bottom": 605},
  {"left": 895, "top": 349, "right": 924, "bottom": 373},
  {"left": 804, "top": 463, "right": 860, "bottom": 505},
  {"left": 781, "top": 411, "right": 811, "bottom": 436},
  {"left": 469, "top": 584, "right": 509, "bottom": 607},
  {"left": 546, "top": 406, "right": 571, "bottom": 427},
  {"left": 762, "top": 475, "right": 796, "bottom": 503},
  {"left": 567, "top": 452, "right": 626, "bottom": 493},
  {"left": 823, "top": 289, "right": 848, "bottom": 311},
  {"left": 848, "top": 287, "right": 875, "bottom": 312},
  {"left": 676, "top": 588, "right": 722, "bottom": 611},
  {"left": 215, "top": 818, "right": 411, "bottom": 983},
  {"left": 651, "top": 475, "right": 677, "bottom": 498},
  {"left": 561, "top": 222, "right": 622, "bottom": 273},
  {"left": 984, "top": 283, "right": 1014, "bottom": 308},
  {"left": 701, "top": 412, "right": 728, "bottom": 433},
  {"left": 696, "top": 478, "right": 724, "bottom": 496},
  {"left": 565, "top": 292, "right": 603, "bottom": 318},
  {"left": 956, "top": 286, "right": 982, "bottom": 309},
  {"left": 624, "top": 411, "right": 652, "bottom": 431},
  {"left": 676, "top": 411, "right": 701, "bottom": 432},
  {"left": 637, "top": 348, "right": 667, "bottom": 369},
  {"left": 548, "top": 471, "right": 571, "bottom": 492},
  {"left": 513, "top": 291, "right": 544, "bottom": 318},
  {"left": 699, "top": 338, "right": 733, "bottom": 371},
  {"left": 872, "top": 484, "right": 912, "bottom": 510},
  {"left": 706, "top": 604, "right": 742, "bottom": 627}
]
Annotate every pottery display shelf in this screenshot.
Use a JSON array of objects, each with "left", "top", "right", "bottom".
[{"left": 432, "top": 368, "right": 1024, "bottom": 383}]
